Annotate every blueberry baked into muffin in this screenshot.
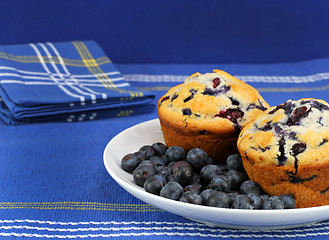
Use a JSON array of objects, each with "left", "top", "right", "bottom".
[
  {"left": 158, "top": 70, "right": 269, "bottom": 164},
  {"left": 237, "top": 98, "right": 329, "bottom": 208}
]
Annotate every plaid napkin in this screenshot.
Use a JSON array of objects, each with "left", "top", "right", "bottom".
[{"left": 0, "top": 41, "right": 155, "bottom": 125}]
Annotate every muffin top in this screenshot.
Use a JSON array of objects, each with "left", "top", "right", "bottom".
[
  {"left": 158, "top": 70, "right": 269, "bottom": 135},
  {"left": 238, "top": 98, "right": 329, "bottom": 169}
]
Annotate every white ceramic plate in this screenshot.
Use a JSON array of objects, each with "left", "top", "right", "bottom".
[{"left": 103, "top": 118, "right": 329, "bottom": 230}]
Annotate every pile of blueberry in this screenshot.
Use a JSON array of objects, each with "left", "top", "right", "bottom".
[{"left": 121, "top": 143, "right": 296, "bottom": 210}]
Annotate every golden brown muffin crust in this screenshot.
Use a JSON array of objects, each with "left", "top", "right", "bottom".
[
  {"left": 158, "top": 70, "right": 270, "bottom": 163},
  {"left": 238, "top": 98, "right": 329, "bottom": 208}
]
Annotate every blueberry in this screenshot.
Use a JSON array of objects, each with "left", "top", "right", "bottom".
[
  {"left": 183, "top": 89, "right": 197, "bottom": 102},
  {"left": 274, "top": 125, "right": 283, "bottom": 135},
  {"left": 247, "top": 193, "right": 263, "bottom": 209},
  {"left": 184, "top": 183, "right": 204, "bottom": 194},
  {"left": 205, "top": 191, "right": 230, "bottom": 208},
  {"left": 134, "top": 151, "right": 148, "bottom": 162},
  {"left": 277, "top": 137, "right": 287, "bottom": 166},
  {"left": 171, "top": 93, "right": 179, "bottom": 102},
  {"left": 192, "top": 174, "right": 201, "bottom": 184},
  {"left": 291, "top": 142, "right": 306, "bottom": 157},
  {"left": 320, "top": 138, "right": 328, "bottom": 146},
  {"left": 240, "top": 180, "right": 261, "bottom": 195},
  {"left": 207, "top": 175, "right": 231, "bottom": 192},
  {"left": 200, "top": 189, "right": 216, "bottom": 202},
  {"left": 310, "top": 99, "right": 329, "bottom": 111},
  {"left": 263, "top": 196, "right": 284, "bottom": 210},
  {"left": 121, "top": 153, "right": 143, "bottom": 173},
  {"left": 155, "top": 166, "right": 171, "bottom": 178},
  {"left": 227, "top": 191, "right": 240, "bottom": 206},
  {"left": 288, "top": 131, "right": 297, "bottom": 140},
  {"left": 259, "top": 121, "right": 273, "bottom": 131},
  {"left": 138, "top": 160, "right": 154, "bottom": 169},
  {"left": 279, "top": 194, "right": 296, "bottom": 209},
  {"left": 200, "top": 164, "right": 223, "bottom": 185},
  {"left": 232, "top": 194, "right": 254, "bottom": 209},
  {"left": 226, "top": 170, "right": 248, "bottom": 190},
  {"left": 172, "top": 161, "right": 194, "bottom": 186},
  {"left": 229, "top": 97, "right": 240, "bottom": 106},
  {"left": 165, "top": 146, "right": 186, "bottom": 162},
  {"left": 215, "top": 109, "right": 244, "bottom": 125},
  {"left": 182, "top": 108, "right": 192, "bottom": 116},
  {"left": 166, "top": 174, "right": 176, "bottom": 182},
  {"left": 160, "top": 95, "right": 170, "bottom": 104},
  {"left": 260, "top": 194, "right": 270, "bottom": 203},
  {"left": 288, "top": 106, "right": 310, "bottom": 126},
  {"left": 150, "top": 156, "right": 166, "bottom": 168},
  {"left": 152, "top": 142, "right": 168, "bottom": 156},
  {"left": 133, "top": 165, "right": 155, "bottom": 187},
  {"left": 144, "top": 174, "right": 167, "bottom": 195},
  {"left": 217, "top": 164, "right": 228, "bottom": 171},
  {"left": 212, "top": 77, "right": 221, "bottom": 88},
  {"left": 216, "top": 164, "right": 228, "bottom": 174},
  {"left": 179, "top": 191, "right": 203, "bottom": 205},
  {"left": 138, "top": 145, "right": 156, "bottom": 159},
  {"left": 186, "top": 148, "right": 209, "bottom": 171},
  {"left": 203, "top": 86, "right": 230, "bottom": 96},
  {"left": 269, "top": 101, "right": 293, "bottom": 115},
  {"left": 160, "top": 181, "right": 184, "bottom": 200},
  {"left": 226, "top": 154, "right": 244, "bottom": 171},
  {"left": 207, "top": 157, "right": 214, "bottom": 165},
  {"left": 161, "top": 154, "right": 171, "bottom": 165},
  {"left": 167, "top": 161, "right": 176, "bottom": 171}
]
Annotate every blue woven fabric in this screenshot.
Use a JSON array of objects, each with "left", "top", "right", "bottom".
[
  {"left": 1, "top": 60, "right": 329, "bottom": 239},
  {"left": 0, "top": 41, "right": 155, "bottom": 125}
]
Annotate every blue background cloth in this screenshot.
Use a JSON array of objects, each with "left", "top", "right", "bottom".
[
  {"left": 1, "top": 61, "right": 329, "bottom": 239},
  {"left": 0, "top": 0, "right": 329, "bottom": 64}
]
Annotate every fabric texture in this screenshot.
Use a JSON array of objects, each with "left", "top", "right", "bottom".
[
  {"left": 1, "top": 60, "right": 329, "bottom": 239},
  {"left": 2, "top": 0, "right": 329, "bottom": 64},
  {"left": 0, "top": 41, "right": 155, "bottom": 125}
]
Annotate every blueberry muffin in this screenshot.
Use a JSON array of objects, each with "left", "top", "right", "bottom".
[
  {"left": 158, "top": 70, "right": 269, "bottom": 164},
  {"left": 237, "top": 98, "right": 329, "bottom": 208}
]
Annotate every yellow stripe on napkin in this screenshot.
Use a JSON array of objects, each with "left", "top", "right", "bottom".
[
  {"left": 0, "top": 52, "right": 111, "bottom": 67},
  {"left": 73, "top": 41, "right": 144, "bottom": 98}
]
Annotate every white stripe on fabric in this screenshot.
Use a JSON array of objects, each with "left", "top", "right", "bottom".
[
  {"left": 29, "top": 44, "right": 84, "bottom": 103},
  {"left": 123, "top": 73, "right": 329, "bottom": 83},
  {"left": 4, "top": 65, "right": 329, "bottom": 84},
  {"left": 1, "top": 224, "right": 329, "bottom": 233},
  {"left": 0, "top": 80, "right": 130, "bottom": 88},
  {"left": 38, "top": 43, "right": 88, "bottom": 105},
  {"left": 0, "top": 228, "right": 328, "bottom": 238},
  {"left": 0, "top": 73, "right": 125, "bottom": 83},
  {"left": 0, "top": 66, "right": 48, "bottom": 76},
  {"left": 236, "top": 73, "right": 329, "bottom": 83},
  {"left": 124, "top": 74, "right": 188, "bottom": 83},
  {"left": 46, "top": 42, "right": 98, "bottom": 103},
  {"left": 71, "top": 73, "right": 122, "bottom": 78},
  {"left": 47, "top": 42, "right": 108, "bottom": 101},
  {"left": 0, "top": 66, "right": 122, "bottom": 80},
  {"left": 0, "top": 219, "right": 327, "bottom": 238}
]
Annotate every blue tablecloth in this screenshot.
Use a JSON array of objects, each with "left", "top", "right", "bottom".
[{"left": 1, "top": 59, "right": 329, "bottom": 239}]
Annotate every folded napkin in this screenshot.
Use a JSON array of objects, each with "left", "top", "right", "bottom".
[{"left": 0, "top": 41, "right": 155, "bottom": 125}]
